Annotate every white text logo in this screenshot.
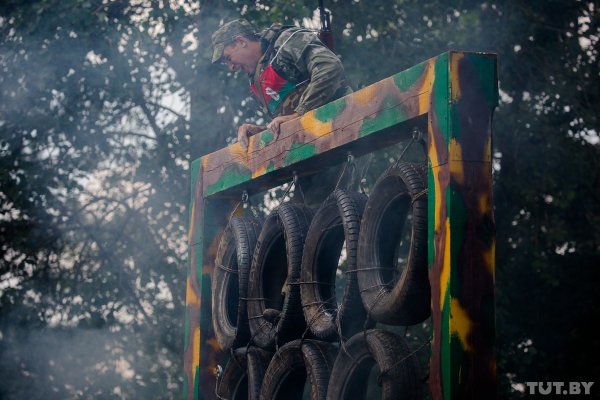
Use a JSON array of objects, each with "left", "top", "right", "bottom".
[
  {"left": 525, "top": 382, "right": 594, "bottom": 396},
  {"left": 265, "top": 87, "right": 280, "bottom": 101}
]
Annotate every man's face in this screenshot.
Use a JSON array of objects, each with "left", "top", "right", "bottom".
[{"left": 221, "top": 37, "right": 258, "bottom": 74}]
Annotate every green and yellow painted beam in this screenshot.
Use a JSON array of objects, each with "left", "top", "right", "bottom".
[
  {"left": 184, "top": 51, "right": 498, "bottom": 400},
  {"left": 427, "top": 52, "right": 498, "bottom": 399}
]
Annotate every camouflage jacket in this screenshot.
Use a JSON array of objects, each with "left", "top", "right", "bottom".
[{"left": 250, "top": 24, "right": 352, "bottom": 118}]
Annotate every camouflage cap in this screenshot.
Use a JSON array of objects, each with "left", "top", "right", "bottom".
[{"left": 211, "top": 19, "right": 257, "bottom": 64}]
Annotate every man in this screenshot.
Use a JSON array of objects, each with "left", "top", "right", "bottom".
[{"left": 211, "top": 18, "right": 352, "bottom": 149}]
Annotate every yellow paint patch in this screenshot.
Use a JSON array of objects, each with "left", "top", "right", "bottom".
[
  {"left": 229, "top": 143, "right": 250, "bottom": 164},
  {"left": 450, "top": 297, "right": 473, "bottom": 352},
  {"left": 252, "top": 164, "right": 268, "bottom": 179},
  {"left": 427, "top": 119, "right": 438, "bottom": 167},
  {"left": 419, "top": 59, "right": 436, "bottom": 113},
  {"left": 450, "top": 53, "right": 465, "bottom": 102},
  {"left": 352, "top": 85, "right": 378, "bottom": 106},
  {"left": 201, "top": 155, "right": 209, "bottom": 171},
  {"left": 439, "top": 218, "right": 451, "bottom": 310},
  {"left": 186, "top": 278, "right": 200, "bottom": 306},
  {"left": 433, "top": 166, "right": 443, "bottom": 232},
  {"left": 484, "top": 134, "right": 492, "bottom": 162},
  {"left": 428, "top": 128, "right": 443, "bottom": 232},
  {"left": 193, "top": 327, "right": 200, "bottom": 371},
  {"left": 300, "top": 111, "right": 332, "bottom": 139},
  {"left": 449, "top": 139, "right": 464, "bottom": 185},
  {"left": 232, "top": 203, "right": 244, "bottom": 218},
  {"left": 435, "top": 175, "right": 443, "bottom": 232},
  {"left": 483, "top": 239, "right": 495, "bottom": 275},
  {"left": 478, "top": 192, "right": 492, "bottom": 216}
]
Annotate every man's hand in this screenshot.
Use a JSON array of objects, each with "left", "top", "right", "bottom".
[
  {"left": 237, "top": 123, "right": 265, "bottom": 150},
  {"left": 267, "top": 112, "right": 299, "bottom": 139}
]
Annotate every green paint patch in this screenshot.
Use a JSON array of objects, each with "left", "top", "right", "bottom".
[
  {"left": 188, "top": 201, "right": 194, "bottom": 245},
  {"left": 206, "top": 165, "right": 252, "bottom": 196},
  {"left": 359, "top": 96, "right": 407, "bottom": 137},
  {"left": 259, "top": 130, "right": 274, "bottom": 148},
  {"left": 190, "top": 159, "right": 202, "bottom": 204},
  {"left": 465, "top": 54, "right": 498, "bottom": 107},
  {"left": 450, "top": 104, "right": 462, "bottom": 141},
  {"left": 266, "top": 161, "right": 276, "bottom": 173},
  {"left": 314, "top": 98, "right": 346, "bottom": 122},
  {"left": 193, "top": 366, "right": 200, "bottom": 400},
  {"left": 284, "top": 142, "right": 316, "bottom": 166},
  {"left": 393, "top": 61, "right": 426, "bottom": 91},
  {"left": 441, "top": 302, "right": 452, "bottom": 400},
  {"left": 200, "top": 275, "right": 212, "bottom": 327},
  {"left": 450, "top": 54, "right": 498, "bottom": 142}
]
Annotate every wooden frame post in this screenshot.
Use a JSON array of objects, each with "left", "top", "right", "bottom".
[
  {"left": 427, "top": 52, "right": 498, "bottom": 399},
  {"left": 184, "top": 51, "right": 498, "bottom": 400}
]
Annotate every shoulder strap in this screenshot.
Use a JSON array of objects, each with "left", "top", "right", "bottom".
[
  {"left": 260, "top": 24, "right": 295, "bottom": 61},
  {"left": 269, "top": 28, "right": 314, "bottom": 65}
]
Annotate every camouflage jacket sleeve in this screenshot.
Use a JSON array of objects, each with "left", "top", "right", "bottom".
[{"left": 273, "top": 29, "right": 349, "bottom": 115}]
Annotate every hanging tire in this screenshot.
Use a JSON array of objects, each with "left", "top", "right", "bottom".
[
  {"left": 212, "top": 216, "right": 263, "bottom": 351},
  {"left": 259, "top": 339, "right": 337, "bottom": 400},
  {"left": 301, "top": 189, "right": 371, "bottom": 340},
  {"left": 247, "top": 203, "right": 313, "bottom": 349},
  {"left": 247, "top": 347, "right": 273, "bottom": 400},
  {"left": 326, "top": 329, "right": 422, "bottom": 400},
  {"left": 216, "top": 346, "right": 273, "bottom": 400},
  {"left": 357, "top": 161, "right": 430, "bottom": 325}
]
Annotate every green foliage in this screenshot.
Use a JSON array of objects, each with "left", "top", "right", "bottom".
[{"left": 1, "top": 0, "right": 598, "bottom": 398}]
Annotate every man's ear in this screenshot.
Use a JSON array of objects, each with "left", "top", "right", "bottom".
[{"left": 234, "top": 35, "right": 248, "bottom": 47}]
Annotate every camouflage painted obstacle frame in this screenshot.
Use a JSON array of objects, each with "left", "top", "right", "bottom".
[{"left": 185, "top": 51, "right": 498, "bottom": 400}]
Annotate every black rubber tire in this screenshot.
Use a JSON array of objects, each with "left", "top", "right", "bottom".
[
  {"left": 247, "top": 203, "right": 314, "bottom": 349},
  {"left": 326, "top": 329, "right": 422, "bottom": 400},
  {"left": 301, "top": 189, "right": 371, "bottom": 340},
  {"left": 216, "top": 346, "right": 273, "bottom": 400},
  {"left": 247, "top": 347, "right": 273, "bottom": 400},
  {"left": 259, "top": 339, "right": 337, "bottom": 400},
  {"left": 357, "top": 161, "right": 430, "bottom": 325},
  {"left": 212, "top": 216, "right": 263, "bottom": 351}
]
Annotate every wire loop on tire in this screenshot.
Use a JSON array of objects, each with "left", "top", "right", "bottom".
[{"left": 216, "top": 263, "right": 237, "bottom": 274}]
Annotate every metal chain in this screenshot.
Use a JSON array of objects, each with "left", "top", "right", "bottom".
[
  {"left": 358, "top": 152, "right": 374, "bottom": 194},
  {"left": 335, "top": 152, "right": 355, "bottom": 191},
  {"left": 277, "top": 171, "right": 303, "bottom": 207}
]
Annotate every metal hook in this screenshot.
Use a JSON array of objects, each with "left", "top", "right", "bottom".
[{"left": 412, "top": 126, "right": 423, "bottom": 141}]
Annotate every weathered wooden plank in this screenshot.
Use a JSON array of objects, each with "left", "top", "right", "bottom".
[{"left": 199, "top": 57, "right": 436, "bottom": 197}]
